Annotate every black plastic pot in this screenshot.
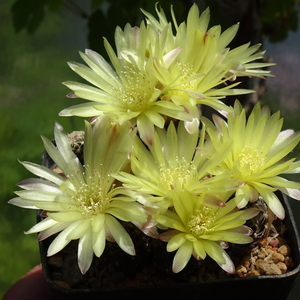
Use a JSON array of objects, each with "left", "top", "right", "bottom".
[{"left": 38, "top": 193, "right": 300, "bottom": 300}]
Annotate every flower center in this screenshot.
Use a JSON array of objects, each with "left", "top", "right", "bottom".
[
  {"left": 72, "top": 169, "right": 111, "bottom": 218},
  {"left": 177, "top": 62, "right": 198, "bottom": 91},
  {"left": 159, "top": 156, "right": 197, "bottom": 190},
  {"left": 238, "top": 144, "right": 265, "bottom": 174},
  {"left": 188, "top": 207, "right": 215, "bottom": 237},
  {"left": 118, "top": 66, "right": 155, "bottom": 112}
]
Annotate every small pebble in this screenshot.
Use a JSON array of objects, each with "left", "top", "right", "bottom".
[
  {"left": 255, "top": 259, "right": 268, "bottom": 271},
  {"left": 285, "top": 257, "right": 294, "bottom": 267},
  {"left": 278, "top": 245, "right": 291, "bottom": 256},
  {"left": 271, "top": 252, "right": 285, "bottom": 263},
  {"left": 247, "top": 270, "right": 260, "bottom": 276},
  {"left": 277, "top": 262, "right": 288, "bottom": 274},
  {"left": 244, "top": 260, "right": 250, "bottom": 268},
  {"left": 236, "top": 266, "right": 247, "bottom": 274},
  {"left": 264, "top": 264, "right": 282, "bottom": 275},
  {"left": 269, "top": 238, "right": 280, "bottom": 247},
  {"left": 258, "top": 251, "right": 267, "bottom": 259}
]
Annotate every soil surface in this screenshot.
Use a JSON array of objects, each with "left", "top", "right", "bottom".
[{"left": 43, "top": 207, "right": 294, "bottom": 290}]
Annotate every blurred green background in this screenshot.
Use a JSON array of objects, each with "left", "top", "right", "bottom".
[
  {"left": 1, "top": 0, "right": 300, "bottom": 299},
  {"left": 0, "top": 0, "right": 86, "bottom": 296}
]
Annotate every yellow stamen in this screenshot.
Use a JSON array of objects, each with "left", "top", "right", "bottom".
[
  {"left": 159, "top": 156, "right": 197, "bottom": 190},
  {"left": 238, "top": 144, "right": 265, "bottom": 174},
  {"left": 188, "top": 207, "right": 215, "bottom": 237},
  {"left": 117, "top": 66, "right": 155, "bottom": 112},
  {"left": 71, "top": 168, "right": 111, "bottom": 218}
]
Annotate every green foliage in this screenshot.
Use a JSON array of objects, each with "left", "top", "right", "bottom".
[
  {"left": 205, "top": 0, "right": 299, "bottom": 43},
  {"left": 10, "top": 0, "right": 187, "bottom": 60},
  {"left": 11, "top": 0, "right": 63, "bottom": 33},
  {"left": 0, "top": 0, "right": 83, "bottom": 297},
  {"left": 88, "top": 0, "right": 186, "bottom": 60},
  {"left": 261, "top": 0, "right": 299, "bottom": 42},
  {"left": 11, "top": 0, "right": 299, "bottom": 60}
]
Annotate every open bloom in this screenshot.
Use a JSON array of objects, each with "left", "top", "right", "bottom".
[
  {"left": 60, "top": 3, "right": 273, "bottom": 143},
  {"left": 203, "top": 101, "right": 300, "bottom": 219},
  {"left": 114, "top": 121, "right": 236, "bottom": 209},
  {"left": 143, "top": 4, "right": 274, "bottom": 132},
  {"left": 60, "top": 22, "right": 190, "bottom": 145},
  {"left": 9, "top": 117, "right": 147, "bottom": 274},
  {"left": 154, "top": 191, "right": 258, "bottom": 273}
]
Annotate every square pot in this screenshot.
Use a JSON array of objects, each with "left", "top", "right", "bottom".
[{"left": 38, "top": 193, "right": 300, "bottom": 300}]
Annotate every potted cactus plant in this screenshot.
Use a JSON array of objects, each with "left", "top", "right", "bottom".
[{"left": 8, "top": 3, "right": 300, "bottom": 300}]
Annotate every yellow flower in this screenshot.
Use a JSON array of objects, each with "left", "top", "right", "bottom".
[
  {"left": 203, "top": 101, "right": 300, "bottom": 219},
  {"left": 9, "top": 117, "right": 147, "bottom": 274},
  {"left": 114, "top": 121, "right": 236, "bottom": 209},
  {"left": 154, "top": 191, "right": 258, "bottom": 273},
  {"left": 60, "top": 3, "right": 273, "bottom": 142},
  {"left": 60, "top": 22, "right": 190, "bottom": 145},
  {"left": 143, "top": 4, "right": 274, "bottom": 132}
]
